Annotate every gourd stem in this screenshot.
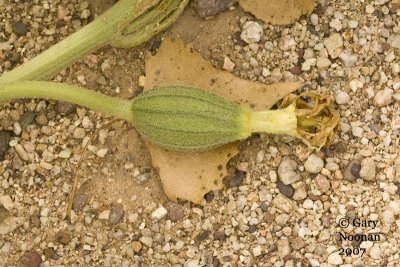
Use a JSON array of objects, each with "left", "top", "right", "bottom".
[
  {"left": 0, "top": 81, "right": 133, "bottom": 122},
  {"left": 0, "top": 0, "right": 187, "bottom": 83},
  {"left": 243, "top": 104, "right": 300, "bottom": 138}
]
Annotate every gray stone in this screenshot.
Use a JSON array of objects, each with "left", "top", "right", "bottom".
[
  {"left": 359, "top": 158, "right": 376, "bottom": 181},
  {"left": 278, "top": 159, "right": 300, "bottom": 185},
  {"left": 191, "top": 0, "right": 236, "bottom": 18}
]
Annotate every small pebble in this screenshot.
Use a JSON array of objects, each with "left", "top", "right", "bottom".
[
  {"left": 222, "top": 56, "right": 235, "bottom": 72},
  {"left": 140, "top": 236, "right": 153, "bottom": 247},
  {"left": 55, "top": 231, "right": 71, "bottom": 245},
  {"left": 335, "top": 91, "right": 350, "bottom": 104},
  {"left": 374, "top": 89, "right": 393, "bottom": 107},
  {"left": 314, "top": 174, "right": 330, "bottom": 193},
  {"left": 20, "top": 251, "right": 42, "bottom": 267},
  {"left": 278, "top": 159, "right": 300, "bottom": 185},
  {"left": 369, "top": 244, "right": 381, "bottom": 260},
  {"left": 15, "top": 144, "right": 29, "bottom": 161},
  {"left": 13, "top": 21, "right": 28, "bottom": 35},
  {"left": 253, "top": 245, "right": 262, "bottom": 256},
  {"left": 164, "top": 202, "right": 185, "bottom": 222},
  {"left": 109, "top": 204, "right": 124, "bottom": 225},
  {"left": 73, "top": 128, "right": 86, "bottom": 139},
  {"left": 304, "top": 154, "right": 324, "bottom": 174},
  {"left": 316, "top": 57, "right": 331, "bottom": 69},
  {"left": 381, "top": 209, "right": 395, "bottom": 225},
  {"left": 327, "top": 252, "right": 343, "bottom": 265},
  {"left": 96, "top": 148, "right": 108, "bottom": 158},
  {"left": 359, "top": 158, "right": 376, "bottom": 181},
  {"left": 339, "top": 50, "right": 357, "bottom": 67},
  {"left": 324, "top": 33, "right": 343, "bottom": 59},
  {"left": 0, "top": 195, "right": 14, "bottom": 211},
  {"left": 241, "top": 21, "right": 263, "bottom": 43},
  {"left": 98, "top": 209, "right": 111, "bottom": 220},
  {"left": 58, "top": 149, "right": 71, "bottom": 159},
  {"left": 277, "top": 181, "right": 294, "bottom": 198},
  {"left": 151, "top": 206, "right": 168, "bottom": 221},
  {"left": 343, "top": 160, "right": 361, "bottom": 181},
  {"left": 132, "top": 241, "right": 142, "bottom": 252}
]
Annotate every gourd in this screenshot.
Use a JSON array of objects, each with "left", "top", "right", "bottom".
[{"left": 0, "top": 81, "right": 338, "bottom": 151}]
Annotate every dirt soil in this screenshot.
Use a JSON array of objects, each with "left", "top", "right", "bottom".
[{"left": 1, "top": 0, "right": 400, "bottom": 266}]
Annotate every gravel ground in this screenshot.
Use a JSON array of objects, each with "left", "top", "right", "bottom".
[{"left": 1, "top": 0, "right": 400, "bottom": 266}]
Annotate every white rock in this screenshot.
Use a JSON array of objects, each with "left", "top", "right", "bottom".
[
  {"left": 348, "top": 20, "right": 358, "bottom": 28},
  {"left": 99, "top": 210, "right": 111, "bottom": 220},
  {"left": 327, "top": 252, "right": 343, "bottom": 265},
  {"left": 58, "top": 149, "right": 71, "bottom": 159},
  {"left": 339, "top": 50, "right": 357, "bottom": 67},
  {"left": 73, "top": 128, "right": 86, "bottom": 139},
  {"left": 151, "top": 206, "right": 168, "bottom": 221},
  {"left": 352, "top": 126, "right": 364, "bottom": 138},
  {"left": 222, "top": 56, "right": 235, "bottom": 72},
  {"left": 272, "top": 194, "right": 293, "bottom": 213},
  {"left": 96, "top": 148, "right": 108, "bottom": 158},
  {"left": 374, "top": 89, "right": 393, "bottom": 107},
  {"left": 365, "top": 5, "right": 375, "bottom": 14},
  {"left": 262, "top": 67, "right": 270, "bottom": 77},
  {"left": 388, "top": 34, "right": 400, "bottom": 49},
  {"left": 13, "top": 122, "right": 21, "bottom": 136},
  {"left": 308, "top": 259, "right": 320, "bottom": 267},
  {"left": 369, "top": 244, "right": 381, "bottom": 260},
  {"left": 375, "top": 0, "right": 389, "bottom": 5},
  {"left": 303, "top": 199, "right": 314, "bottom": 209},
  {"left": 277, "top": 239, "right": 291, "bottom": 258},
  {"left": 0, "top": 195, "right": 14, "bottom": 211},
  {"left": 253, "top": 245, "right": 262, "bottom": 256},
  {"left": 293, "top": 187, "right": 307, "bottom": 201},
  {"left": 359, "top": 158, "right": 376, "bottom": 181},
  {"left": 310, "top": 14, "right": 318, "bottom": 25},
  {"left": 82, "top": 117, "right": 94, "bottom": 129},
  {"left": 388, "top": 200, "right": 400, "bottom": 215},
  {"left": 335, "top": 91, "right": 350, "bottom": 104},
  {"left": 381, "top": 209, "right": 395, "bottom": 225},
  {"left": 278, "top": 159, "right": 300, "bottom": 185},
  {"left": 301, "top": 58, "right": 316, "bottom": 71},
  {"left": 391, "top": 116, "right": 400, "bottom": 130},
  {"left": 394, "top": 92, "right": 400, "bottom": 101},
  {"left": 138, "top": 75, "right": 146, "bottom": 88},
  {"left": 241, "top": 21, "right": 263, "bottom": 43},
  {"left": 349, "top": 80, "right": 363, "bottom": 92},
  {"left": 304, "top": 154, "right": 324, "bottom": 174},
  {"left": 385, "top": 51, "right": 396, "bottom": 62},
  {"left": 184, "top": 259, "right": 200, "bottom": 267},
  {"left": 324, "top": 33, "right": 343, "bottom": 59},
  {"left": 140, "top": 236, "right": 153, "bottom": 247},
  {"left": 316, "top": 57, "right": 331, "bottom": 69},
  {"left": 329, "top": 18, "right": 342, "bottom": 31},
  {"left": 15, "top": 144, "right": 29, "bottom": 161},
  {"left": 340, "top": 122, "right": 351, "bottom": 133}
]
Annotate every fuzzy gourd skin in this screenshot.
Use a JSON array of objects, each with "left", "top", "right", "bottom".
[{"left": 131, "top": 86, "right": 248, "bottom": 151}]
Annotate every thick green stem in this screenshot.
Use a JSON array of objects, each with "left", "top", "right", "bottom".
[
  {"left": 0, "top": 81, "right": 133, "bottom": 122},
  {"left": 241, "top": 104, "right": 300, "bottom": 138},
  {"left": 0, "top": 0, "right": 188, "bottom": 83}
]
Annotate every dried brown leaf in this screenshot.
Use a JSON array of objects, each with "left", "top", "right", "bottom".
[
  {"left": 239, "top": 0, "right": 315, "bottom": 25},
  {"left": 145, "top": 38, "right": 300, "bottom": 204}
]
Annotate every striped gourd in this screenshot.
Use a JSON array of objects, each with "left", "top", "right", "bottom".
[
  {"left": 131, "top": 86, "right": 246, "bottom": 150},
  {"left": 130, "top": 86, "right": 299, "bottom": 151}
]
